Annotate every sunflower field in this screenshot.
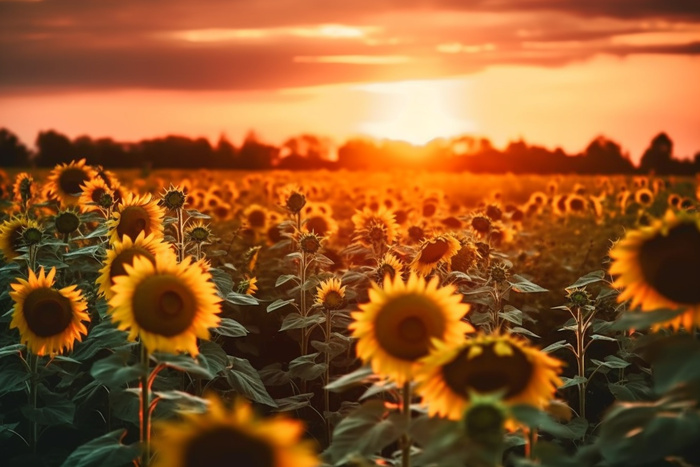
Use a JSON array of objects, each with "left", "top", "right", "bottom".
[{"left": 1, "top": 162, "right": 699, "bottom": 467}]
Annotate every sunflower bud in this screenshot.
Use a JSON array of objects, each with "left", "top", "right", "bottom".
[
  {"left": 162, "top": 188, "right": 187, "bottom": 210},
  {"left": 298, "top": 232, "right": 322, "bottom": 254},
  {"left": 285, "top": 191, "right": 306, "bottom": 214},
  {"left": 566, "top": 287, "right": 591, "bottom": 308},
  {"left": 55, "top": 211, "right": 81, "bottom": 235},
  {"left": 489, "top": 263, "right": 510, "bottom": 284},
  {"left": 22, "top": 226, "right": 43, "bottom": 246}
]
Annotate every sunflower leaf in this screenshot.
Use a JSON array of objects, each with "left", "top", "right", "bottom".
[
  {"left": 288, "top": 353, "right": 327, "bottom": 381},
  {"left": 225, "top": 291, "right": 258, "bottom": 306},
  {"left": 566, "top": 270, "right": 605, "bottom": 290},
  {"left": 225, "top": 356, "right": 277, "bottom": 407},
  {"left": 279, "top": 312, "right": 325, "bottom": 331},
  {"left": 60, "top": 429, "right": 138, "bottom": 467},
  {"left": 326, "top": 366, "right": 374, "bottom": 393},
  {"left": 266, "top": 298, "right": 295, "bottom": 313},
  {"left": 611, "top": 308, "right": 686, "bottom": 331},
  {"left": 510, "top": 275, "right": 548, "bottom": 293},
  {"left": 560, "top": 375, "right": 587, "bottom": 389},
  {"left": 275, "top": 274, "right": 299, "bottom": 287},
  {"left": 211, "top": 317, "right": 248, "bottom": 337}
]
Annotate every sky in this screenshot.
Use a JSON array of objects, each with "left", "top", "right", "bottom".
[{"left": 1, "top": 0, "right": 699, "bottom": 163}]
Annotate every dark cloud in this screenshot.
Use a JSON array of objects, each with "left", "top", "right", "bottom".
[{"left": 1, "top": 0, "right": 699, "bottom": 93}]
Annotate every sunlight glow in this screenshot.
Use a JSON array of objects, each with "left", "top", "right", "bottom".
[
  {"left": 356, "top": 80, "right": 477, "bottom": 145},
  {"left": 167, "top": 24, "right": 378, "bottom": 43}
]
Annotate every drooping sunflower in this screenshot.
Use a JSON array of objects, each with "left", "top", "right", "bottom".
[
  {"left": 0, "top": 216, "right": 39, "bottom": 261},
  {"left": 12, "top": 172, "right": 36, "bottom": 208},
  {"left": 97, "top": 231, "right": 175, "bottom": 300},
  {"left": 315, "top": 277, "right": 346, "bottom": 310},
  {"left": 350, "top": 273, "right": 473, "bottom": 386},
  {"left": 45, "top": 159, "right": 97, "bottom": 206},
  {"left": 151, "top": 393, "right": 319, "bottom": 467},
  {"left": 410, "top": 234, "right": 461, "bottom": 276},
  {"left": 78, "top": 177, "right": 114, "bottom": 213},
  {"left": 415, "top": 333, "right": 563, "bottom": 420},
  {"left": 450, "top": 241, "right": 481, "bottom": 273},
  {"left": 377, "top": 252, "right": 404, "bottom": 281},
  {"left": 107, "top": 192, "right": 165, "bottom": 244},
  {"left": 238, "top": 276, "right": 258, "bottom": 296},
  {"left": 9, "top": 267, "right": 90, "bottom": 356},
  {"left": 109, "top": 255, "right": 221, "bottom": 356},
  {"left": 609, "top": 209, "right": 700, "bottom": 330}
]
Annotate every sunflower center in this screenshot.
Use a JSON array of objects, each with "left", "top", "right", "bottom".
[
  {"left": 117, "top": 206, "right": 150, "bottom": 241},
  {"left": 110, "top": 247, "right": 156, "bottom": 284},
  {"left": 323, "top": 290, "right": 344, "bottom": 310},
  {"left": 638, "top": 223, "right": 700, "bottom": 304},
  {"left": 91, "top": 187, "right": 107, "bottom": 203},
  {"left": 569, "top": 198, "right": 585, "bottom": 211},
  {"left": 248, "top": 210, "right": 266, "bottom": 228},
  {"left": 423, "top": 203, "right": 437, "bottom": 218},
  {"left": 306, "top": 216, "right": 329, "bottom": 236},
  {"left": 132, "top": 275, "right": 197, "bottom": 337},
  {"left": 183, "top": 426, "right": 275, "bottom": 467},
  {"left": 418, "top": 240, "right": 449, "bottom": 264},
  {"left": 55, "top": 212, "right": 80, "bottom": 234},
  {"left": 441, "top": 341, "right": 534, "bottom": 400},
  {"left": 374, "top": 294, "right": 446, "bottom": 361},
  {"left": 23, "top": 288, "right": 74, "bottom": 337},
  {"left": 58, "top": 168, "right": 90, "bottom": 196}
]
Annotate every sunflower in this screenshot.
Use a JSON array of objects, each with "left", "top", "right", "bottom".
[
  {"left": 243, "top": 204, "right": 270, "bottom": 231},
  {"left": 45, "top": 159, "right": 97, "bottom": 206},
  {"left": 107, "top": 193, "right": 165, "bottom": 244},
  {"left": 109, "top": 255, "right": 221, "bottom": 356},
  {"left": 565, "top": 194, "right": 588, "bottom": 215},
  {"left": 12, "top": 172, "right": 35, "bottom": 208},
  {"left": 78, "top": 177, "right": 114, "bottom": 213},
  {"left": 279, "top": 184, "right": 307, "bottom": 214},
  {"left": 185, "top": 221, "right": 212, "bottom": 244},
  {"left": 160, "top": 185, "right": 188, "bottom": 211},
  {"left": 151, "top": 393, "right": 319, "bottom": 467},
  {"left": 238, "top": 276, "right": 258, "bottom": 296},
  {"left": 609, "top": 210, "right": 700, "bottom": 330},
  {"left": 668, "top": 193, "right": 681, "bottom": 209},
  {"left": 634, "top": 188, "right": 655, "bottom": 208},
  {"left": 415, "top": 333, "right": 562, "bottom": 421},
  {"left": 351, "top": 206, "right": 400, "bottom": 247},
  {"left": 450, "top": 241, "right": 480, "bottom": 273},
  {"left": 315, "top": 277, "right": 346, "bottom": 310},
  {"left": 350, "top": 273, "right": 473, "bottom": 386},
  {"left": 377, "top": 252, "right": 404, "bottom": 281},
  {"left": 303, "top": 203, "right": 339, "bottom": 238},
  {"left": 9, "top": 267, "right": 90, "bottom": 356},
  {"left": 410, "top": 234, "right": 461, "bottom": 276},
  {"left": 53, "top": 209, "right": 82, "bottom": 235},
  {"left": 97, "top": 231, "right": 175, "bottom": 300},
  {"left": 0, "top": 216, "right": 39, "bottom": 261}
]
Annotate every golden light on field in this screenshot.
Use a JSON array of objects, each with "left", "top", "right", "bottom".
[{"left": 356, "top": 79, "right": 477, "bottom": 145}]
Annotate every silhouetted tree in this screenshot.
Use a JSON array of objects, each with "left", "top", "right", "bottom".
[
  {"left": 640, "top": 133, "right": 674, "bottom": 174},
  {"left": 579, "top": 136, "right": 634, "bottom": 173},
  {"left": 0, "top": 128, "right": 31, "bottom": 166},
  {"left": 35, "top": 130, "right": 73, "bottom": 167},
  {"left": 237, "top": 131, "right": 277, "bottom": 170}
]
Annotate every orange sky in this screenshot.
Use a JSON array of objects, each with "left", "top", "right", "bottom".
[{"left": 1, "top": 1, "right": 700, "bottom": 162}]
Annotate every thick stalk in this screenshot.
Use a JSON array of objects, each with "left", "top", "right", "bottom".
[
  {"left": 29, "top": 352, "right": 39, "bottom": 454},
  {"left": 176, "top": 208, "right": 184, "bottom": 262},
  {"left": 401, "top": 382, "right": 412, "bottom": 467},
  {"left": 575, "top": 307, "right": 586, "bottom": 418},
  {"left": 324, "top": 308, "right": 332, "bottom": 446},
  {"left": 140, "top": 344, "right": 151, "bottom": 467}
]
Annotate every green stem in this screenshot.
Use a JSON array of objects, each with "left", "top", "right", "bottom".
[
  {"left": 176, "top": 208, "right": 184, "bottom": 262},
  {"left": 29, "top": 352, "right": 39, "bottom": 455},
  {"left": 401, "top": 382, "right": 412, "bottom": 467},
  {"left": 140, "top": 344, "right": 151, "bottom": 467},
  {"left": 324, "top": 308, "right": 332, "bottom": 446},
  {"left": 576, "top": 307, "right": 586, "bottom": 418}
]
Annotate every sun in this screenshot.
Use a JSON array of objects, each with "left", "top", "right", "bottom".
[{"left": 356, "top": 79, "right": 477, "bottom": 145}]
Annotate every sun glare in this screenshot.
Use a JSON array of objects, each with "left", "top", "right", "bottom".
[{"left": 356, "top": 79, "right": 476, "bottom": 145}]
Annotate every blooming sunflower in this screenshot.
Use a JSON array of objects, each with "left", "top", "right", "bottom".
[
  {"left": 151, "top": 394, "right": 319, "bottom": 467},
  {"left": 609, "top": 209, "right": 700, "bottom": 330},
  {"left": 315, "top": 277, "right": 346, "bottom": 310},
  {"left": 45, "top": 159, "right": 97, "bottom": 206},
  {"left": 9, "top": 267, "right": 90, "bottom": 356},
  {"left": 565, "top": 194, "right": 588, "bottom": 215},
  {"left": 351, "top": 206, "right": 400, "bottom": 247},
  {"left": 12, "top": 172, "right": 36, "bottom": 208},
  {"left": 410, "top": 234, "right": 461, "bottom": 276},
  {"left": 109, "top": 255, "right": 221, "bottom": 356},
  {"left": 97, "top": 231, "right": 175, "bottom": 300},
  {"left": 350, "top": 273, "right": 473, "bottom": 386},
  {"left": 634, "top": 188, "right": 655, "bottom": 208},
  {"left": 78, "top": 177, "right": 114, "bottom": 213},
  {"left": 377, "top": 252, "right": 404, "bottom": 281},
  {"left": 238, "top": 276, "right": 258, "bottom": 296},
  {"left": 0, "top": 216, "right": 39, "bottom": 261},
  {"left": 415, "top": 333, "right": 562, "bottom": 420},
  {"left": 107, "top": 192, "right": 165, "bottom": 244}
]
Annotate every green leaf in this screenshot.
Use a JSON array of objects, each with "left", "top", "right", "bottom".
[
  {"left": 267, "top": 298, "right": 295, "bottom": 313},
  {"left": 91, "top": 350, "right": 142, "bottom": 388},
  {"left": 275, "top": 274, "right": 299, "bottom": 287},
  {"left": 566, "top": 270, "right": 605, "bottom": 289},
  {"left": 273, "top": 393, "right": 314, "bottom": 412},
  {"left": 153, "top": 390, "right": 208, "bottom": 412},
  {"left": 511, "top": 326, "right": 540, "bottom": 339},
  {"left": 510, "top": 275, "right": 548, "bottom": 293},
  {"left": 0, "top": 343, "right": 25, "bottom": 359},
  {"left": 279, "top": 312, "right": 325, "bottom": 331},
  {"left": 225, "top": 357, "right": 277, "bottom": 407},
  {"left": 591, "top": 355, "right": 630, "bottom": 369},
  {"left": 225, "top": 291, "right": 259, "bottom": 306},
  {"left": 589, "top": 334, "right": 617, "bottom": 342},
  {"left": 511, "top": 405, "right": 587, "bottom": 440},
  {"left": 611, "top": 308, "right": 686, "bottom": 331},
  {"left": 499, "top": 305, "right": 523, "bottom": 325},
  {"left": 22, "top": 386, "right": 75, "bottom": 426},
  {"left": 326, "top": 366, "right": 374, "bottom": 392},
  {"left": 288, "top": 353, "right": 326, "bottom": 381},
  {"left": 72, "top": 321, "right": 130, "bottom": 361},
  {"left": 60, "top": 430, "right": 138, "bottom": 467},
  {"left": 63, "top": 245, "right": 103, "bottom": 259},
  {"left": 211, "top": 317, "right": 248, "bottom": 337},
  {"left": 541, "top": 340, "right": 570, "bottom": 354},
  {"left": 185, "top": 209, "right": 211, "bottom": 219},
  {"left": 560, "top": 375, "right": 587, "bottom": 389},
  {"left": 152, "top": 352, "right": 214, "bottom": 379}
]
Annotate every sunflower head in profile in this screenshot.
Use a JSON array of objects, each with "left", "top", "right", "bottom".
[
  {"left": 78, "top": 177, "right": 114, "bottom": 213},
  {"left": 45, "top": 159, "right": 97, "bottom": 207},
  {"left": 0, "top": 216, "right": 40, "bottom": 261},
  {"left": 415, "top": 333, "right": 563, "bottom": 421},
  {"left": 315, "top": 277, "right": 346, "bottom": 310},
  {"left": 12, "top": 172, "right": 36, "bottom": 208},
  {"left": 109, "top": 255, "right": 221, "bottom": 356},
  {"left": 377, "top": 252, "right": 403, "bottom": 282},
  {"left": 97, "top": 231, "right": 175, "bottom": 300},
  {"left": 280, "top": 184, "right": 307, "bottom": 214},
  {"left": 609, "top": 210, "right": 700, "bottom": 330},
  {"left": 410, "top": 234, "right": 461, "bottom": 276},
  {"left": 151, "top": 393, "right": 319, "bottom": 467},
  {"left": 237, "top": 276, "right": 258, "bottom": 296},
  {"left": 450, "top": 241, "right": 480, "bottom": 274},
  {"left": 107, "top": 193, "right": 165, "bottom": 244},
  {"left": 9, "top": 267, "right": 90, "bottom": 356},
  {"left": 350, "top": 273, "right": 473, "bottom": 386}
]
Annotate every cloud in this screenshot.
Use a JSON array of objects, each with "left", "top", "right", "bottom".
[{"left": 1, "top": 0, "right": 699, "bottom": 93}]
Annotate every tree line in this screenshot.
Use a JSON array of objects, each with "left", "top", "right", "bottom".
[{"left": 1, "top": 127, "right": 699, "bottom": 174}]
